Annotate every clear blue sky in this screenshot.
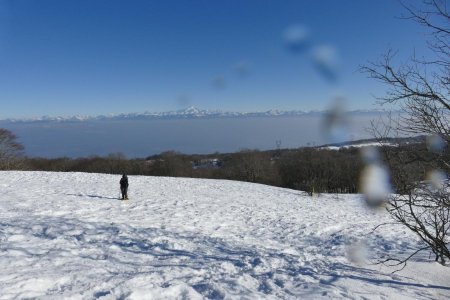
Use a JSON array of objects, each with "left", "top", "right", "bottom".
[{"left": 0, "top": 0, "right": 432, "bottom": 118}]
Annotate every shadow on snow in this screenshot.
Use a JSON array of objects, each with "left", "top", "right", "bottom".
[{"left": 0, "top": 216, "right": 448, "bottom": 299}]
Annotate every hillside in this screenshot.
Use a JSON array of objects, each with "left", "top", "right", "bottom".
[{"left": 1, "top": 171, "right": 449, "bottom": 299}]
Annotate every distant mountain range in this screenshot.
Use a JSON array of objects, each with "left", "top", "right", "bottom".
[{"left": 1, "top": 106, "right": 393, "bottom": 123}]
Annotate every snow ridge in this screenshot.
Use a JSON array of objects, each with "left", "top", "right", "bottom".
[{"left": 1, "top": 107, "right": 390, "bottom": 123}]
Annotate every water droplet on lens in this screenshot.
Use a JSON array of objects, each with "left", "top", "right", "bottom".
[
  {"left": 360, "top": 163, "right": 391, "bottom": 208},
  {"left": 283, "top": 24, "right": 311, "bottom": 54},
  {"left": 233, "top": 61, "right": 251, "bottom": 78},
  {"left": 212, "top": 76, "right": 226, "bottom": 90},
  {"left": 312, "top": 45, "right": 340, "bottom": 82},
  {"left": 175, "top": 95, "right": 192, "bottom": 108},
  {"left": 426, "top": 134, "right": 446, "bottom": 153},
  {"left": 360, "top": 146, "right": 381, "bottom": 165},
  {"left": 322, "top": 98, "right": 349, "bottom": 143},
  {"left": 427, "top": 169, "right": 447, "bottom": 190},
  {"left": 347, "top": 240, "right": 368, "bottom": 264}
]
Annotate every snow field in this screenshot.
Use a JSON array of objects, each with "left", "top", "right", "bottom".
[{"left": 0, "top": 171, "right": 449, "bottom": 299}]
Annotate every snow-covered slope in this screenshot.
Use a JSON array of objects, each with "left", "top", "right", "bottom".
[{"left": 0, "top": 171, "right": 449, "bottom": 299}]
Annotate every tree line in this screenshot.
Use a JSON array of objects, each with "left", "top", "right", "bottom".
[{"left": 0, "top": 128, "right": 439, "bottom": 196}]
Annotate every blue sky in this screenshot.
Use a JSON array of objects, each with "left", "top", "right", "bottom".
[{"left": 0, "top": 0, "right": 432, "bottom": 118}]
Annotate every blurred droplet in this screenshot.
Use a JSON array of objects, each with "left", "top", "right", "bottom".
[
  {"left": 212, "top": 76, "right": 226, "bottom": 90},
  {"left": 427, "top": 169, "right": 447, "bottom": 190},
  {"left": 322, "top": 98, "right": 349, "bottom": 143},
  {"left": 360, "top": 146, "right": 381, "bottom": 165},
  {"left": 360, "top": 163, "right": 391, "bottom": 208},
  {"left": 312, "top": 45, "right": 340, "bottom": 82},
  {"left": 283, "top": 24, "right": 311, "bottom": 53},
  {"left": 426, "top": 134, "right": 446, "bottom": 153},
  {"left": 346, "top": 240, "right": 368, "bottom": 265},
  {"left": 233, "top": 61, "right": 251, "bottom": 77},
  {"left": 175, "top": 95, "right": 192, "bottom": 108}
]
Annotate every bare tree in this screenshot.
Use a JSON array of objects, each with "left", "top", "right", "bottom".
[
  {"left": 362, "top": 0, "right": 450, "bottom": 265},
  {"left": 389, "top": 182, "right": 450, "bottom": 263},
  {"left": 227, "top": 149, "right": 273, "bottom": 183},
  {"left": 0, "top": 128, "right": 25, "bottom": 170}
]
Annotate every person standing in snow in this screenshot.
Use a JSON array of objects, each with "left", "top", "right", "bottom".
[{"left": 120, "top": 174, "right": 129, "bottom": 200}]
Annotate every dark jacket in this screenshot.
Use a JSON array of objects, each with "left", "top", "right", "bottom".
[{"left": 120, "top": 175, "right": 128, "bottom": 188}]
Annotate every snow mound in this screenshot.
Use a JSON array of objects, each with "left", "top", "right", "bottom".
[{"left": 0, "top": 171, "right": 449, "bottom": 299}]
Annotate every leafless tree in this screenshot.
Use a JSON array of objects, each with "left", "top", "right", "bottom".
[
  {"left": 362, "top": 0, "right": 450, "bottom": 265},
  {"left": 388, "top": 182, "right": 450, "bottom": 265},
  {"left": 0, "top": 128, "right": 25, "bottom": 170}
]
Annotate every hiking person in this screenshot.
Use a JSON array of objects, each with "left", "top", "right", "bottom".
[{"left": 120, "top": 174, "right": 129, "bottom": 200}]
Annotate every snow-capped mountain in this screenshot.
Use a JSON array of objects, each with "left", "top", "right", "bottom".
[{"left": 1, "top": 106, "right": 390, "bottom": 123}]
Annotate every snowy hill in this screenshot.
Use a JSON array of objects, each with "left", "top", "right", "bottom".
[
  {"left": 1, "top": 171, "right": 449, "bottom": 299},
  {"left": 318, "top": 136, "right": 426, "bottom": 150}
]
